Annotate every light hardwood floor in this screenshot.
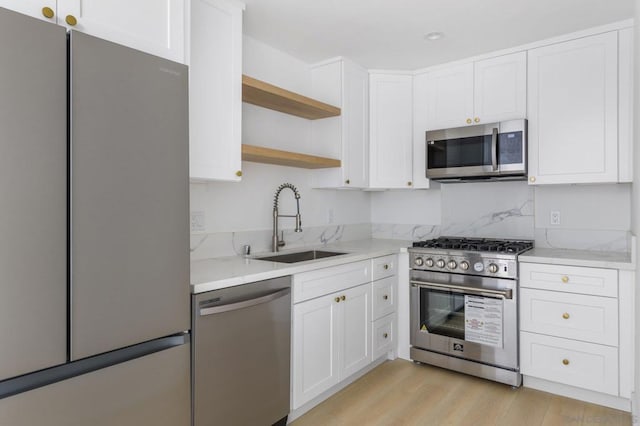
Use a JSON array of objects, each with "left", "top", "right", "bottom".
[{"left": 292, "top": 359, "right": 632, "bottom": 426}]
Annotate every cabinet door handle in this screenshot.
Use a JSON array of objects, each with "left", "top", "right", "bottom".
[
  {"left": 474, "top": 117, "right": 480, "bottom": 123},
  {"left": 562, "top": 359, "right": 570, "bottom": 366},
  {"left": 341, "top": 295, "right": 346, "bottom": 301},
  {"left": 42, "top": 7, "right": 54, "bottom": 18},
  {"left": 235, "top": 170, "right": 242, "bottom": 177},
  {"left": 383, "top": 333, "right": 388, "bottom": 339},
  {"left": 529, "top": 176, "right": 536, "bottom": 183},
  {"left": 466, "top": 118, "right": 472, "bottom": 124},
  {"left": 65, "top": 14, "right": 77, "bottom": 26},
  {"left": 562, "top": 312, "right": 570, "bottom": 320},
  {"left": 383, "top": 295, "right": 389, "bottom": 300},
  {"left": 383, "top": 264, "right": 389, "bottom": 270},
  {"left": 335, "top": 297, "right": 340, "bottom": 303},
  {"left": 561, "top": 276, "right": 569, "bottom": 283}
]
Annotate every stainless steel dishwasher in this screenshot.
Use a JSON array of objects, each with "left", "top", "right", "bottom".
[{"left": 192, "top": 276, "right": 291, "bottom": 426}]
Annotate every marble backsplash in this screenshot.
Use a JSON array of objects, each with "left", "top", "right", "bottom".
[{"left": 190, "top": 223, "right": 372, "bottom": 261}]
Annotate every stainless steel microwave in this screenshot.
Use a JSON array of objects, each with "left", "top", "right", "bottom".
[{"left": 426, "top": 119, "right": 527, "bottom": 182}]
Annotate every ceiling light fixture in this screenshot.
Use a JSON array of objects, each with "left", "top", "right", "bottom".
[{"left": 424, "top": 32, "right": 444, "bottom": 41}]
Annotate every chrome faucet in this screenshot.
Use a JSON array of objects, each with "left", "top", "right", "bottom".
[{"left": 272, "top": 183, "right": 302, "bottom": 252}]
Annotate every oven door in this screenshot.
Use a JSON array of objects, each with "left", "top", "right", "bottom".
[
  {"left": 426, "top": 119, "right": 526, "bottom": 180},
  {"left": 410, "top": 270, "right": 518, "bottom": 370}
]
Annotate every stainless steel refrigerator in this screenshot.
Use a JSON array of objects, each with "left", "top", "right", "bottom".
[{"left": 0, "top": 8, "right": 190, "bottom": 425}]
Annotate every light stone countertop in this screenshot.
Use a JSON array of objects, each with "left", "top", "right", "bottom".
[
  {"left": 190, "top": 239, "right": 411, "bottom": 294},
  {"left": 519, "top": 247, "right": 635, "bottom": 271}
]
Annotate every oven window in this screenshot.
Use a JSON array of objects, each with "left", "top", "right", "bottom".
[{"left": 419, "top": 287, "right": 465, "bottom": 340}]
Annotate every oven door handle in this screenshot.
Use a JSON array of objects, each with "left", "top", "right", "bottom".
[{"left": 410, "top": 280, "right": 512, "bottom": 300}]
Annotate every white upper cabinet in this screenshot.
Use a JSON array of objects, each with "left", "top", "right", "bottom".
[
  {"left": 527, "top": 32, "right": 618, "bottom": 185},
  {"left": 1, "top": 0, "right": 186, "bottom": 63},
  {"left": 0, "top": 0, "right": 57, "bottom": 23},
  {"left": 311, "top": 58, "right": 369, "bottom": 189},
  {"left": 424, "top": 52, "right": 526, "bottom": 130},
  {"left": 368, "top": 73, "right": 414, "bottom": 189},
  {"left": 473, "top": 52, "right": 527, "bottom": 124},
  {"left": 187, "top": 0, "right": 243, "bottom": 182},
  {"left": 425, "top": 62, "right": 474, "bottom": 130}
]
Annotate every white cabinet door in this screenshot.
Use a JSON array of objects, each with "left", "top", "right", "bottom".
[
  {"left": 340, "top": 284, "right": 372, "bottom": 378},
  {"left": 527, "top": 32, "right": 618, "bottom": 185},
  {"left": 58, "top": 0, "right": 185, "bottom": 63},
  {"left": 473, "top": 52, "right": 527, "bottom": 125},
  {"left": 425, "top": 63, "right": 474, "bottom": 130},
  {"left": 369, "top": 73, "right": 413, "bottom": 189},
  {"left": 312, "top": 58, "right": 368, "bottom": 188},
  {"left": 412, "top": 72, "right": 432, "bottom": 189},
  {"left": 0, "top": 0, "right": 57, "bottom": 23},
  {"left": 292, "top": 292, "right": 341, "bottom": 409},
  {"left": 188, "top": 0, "right": 243, "bottom": 181}
]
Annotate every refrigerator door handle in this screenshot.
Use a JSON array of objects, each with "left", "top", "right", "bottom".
[{"left": 199, "top": 287, "right": 290, "bottom": 316}]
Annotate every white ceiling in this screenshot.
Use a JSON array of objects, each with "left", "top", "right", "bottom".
[{"left": 242, "top": 0, "right": 634, "bottom": 70}]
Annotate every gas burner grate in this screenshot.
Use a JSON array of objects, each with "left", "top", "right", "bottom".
[{"left": 412, "top": 237, "right": 533, "bottom": 254}]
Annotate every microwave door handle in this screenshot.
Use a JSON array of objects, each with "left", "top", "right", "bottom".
[{"left": 491, "top": 127, "right": 498, "bottom": 171}]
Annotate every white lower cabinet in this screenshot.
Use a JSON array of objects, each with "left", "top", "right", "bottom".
[
  {"left": 519, "top": 261, "right": 633, "bottom": 404},
  {"left": 292, "top": 282, "right": 371, "bottom": 409},
  {"left": 292, "top": 255, "right": 398, "bottom": 412}
]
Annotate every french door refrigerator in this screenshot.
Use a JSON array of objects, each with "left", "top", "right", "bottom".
[{"left": 0, "top": 8, "right": 190, "bottom": 425}]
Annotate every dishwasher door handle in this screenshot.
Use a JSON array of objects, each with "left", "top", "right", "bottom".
[{"left": 199, "top": 287, "right": 291, "bottom": 316}]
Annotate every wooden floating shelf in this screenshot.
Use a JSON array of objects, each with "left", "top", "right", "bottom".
[
  {"left": 242, "top": 75, "right": 341, "bottom": 120},
  {"left": 242, "top": 145, "right": 341, "bottom": 169}
]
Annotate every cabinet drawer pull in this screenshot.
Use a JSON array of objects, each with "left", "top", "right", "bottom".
[
  {"left": 466, "top": 118, "right": 472, "bottom": 124},
  {"left": 561, "top": 275, "right": 569, "bottom": 283},
  {"left": 562, "top": 359, "right": 570, "bottom": 366},
  {"left": 235, "top": 170, "right": 242, "bottom": 177},
  {"left": 474, "top": 117, "right": 480, "bottom": 123},
  {"left": 383, "top": 264, "right": 389, "bottom": 270},
  {"left": 334, "top": 297, "right": 340, "bottom": 303},
  {"left": 562, "top": 312, "right": 570, "bottom": 320},
  {"left": 341, "top": 295, "right": 346, "bottom": 301},
  {"left": 383, "top": 294, "right": 389, "bottom": 300},
  {"left": 383, "top": 333, "right": 388, "bottom": 339},
  {"left": 345, "top": 179, "right": 350, "bottom": 185}
]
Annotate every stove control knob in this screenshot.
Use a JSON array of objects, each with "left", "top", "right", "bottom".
[
  {"left": 447, "top": 260, "right": 457, "bottom": 270},
  {"left": 488, "top": 263, "right": 499, "bottom": 274},
  {"left": 459, "top": 261, "right": 470, "bottom": 271},
  {"left": 436, "top": 259, "right": 446, "bottom": 268},
  {"left": 425, "top": 258, "right": 435, "bottom": 267},
  {"left": 414, "top": 257, "right": 424, "bottom": 267}
]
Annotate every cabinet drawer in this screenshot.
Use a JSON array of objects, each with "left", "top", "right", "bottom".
[
  {"left": 520, "top": 263, "right": 617, "bottom": 297},
  {"left": 520, "top": 332, "right": 618, "bottom": 396},
  {"left": 372, "top": 314, "right": 394, "bottom": 360},
  {"left": 293, "top": 260, "right": 371, "bottom": 303},
  {"left": 372, "top": 277, "right": 395, "bottom": 320},
  {"left": 372, "top": 255, "right": 397, "bottom": 281},
  {"left": 520, "top": 289, "right": 618, "bottom": 346}
]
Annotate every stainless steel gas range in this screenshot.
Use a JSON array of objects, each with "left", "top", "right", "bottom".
[{"left": 409, "top": 237, "right": 533, "bottom": 386}]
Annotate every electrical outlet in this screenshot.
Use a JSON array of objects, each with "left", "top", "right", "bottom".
[
  {"left": 550, "top": 210, "right": 561, "bottom": 226},
  {"left": 190, "top": 211, "right": 206, "bottom": 232}
]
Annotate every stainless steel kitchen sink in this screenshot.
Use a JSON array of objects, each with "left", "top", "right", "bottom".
[{"left": 255, "top": 250, "right": 346, "bottom": 264}]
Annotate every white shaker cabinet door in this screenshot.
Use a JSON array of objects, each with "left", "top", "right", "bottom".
[
  {"left": 58, "top": 0, "right": 185, "bottom": 63},
  {"left": 425, "top": 62, "right": 474, "bottom": 130},
  {"left": 188, "top": 0, "right": 243, "bottom": 181},
  {"left": 0, "top": 0, "right": 57, "bottom": 23},
  {"left": 340, "top": 283, "right": 372, "bottom": 378},
  {"left": 473, "top": 51, "right": 527, "bottom": 125},
  {"left": 369, "top": 73, "right": 414, "bottom": 189},
  {"left": 292, "top": 292, "right": 342, "bottom": 409},
  {"left": 527, "top": 32, "right": 618, "bottom": 185}
]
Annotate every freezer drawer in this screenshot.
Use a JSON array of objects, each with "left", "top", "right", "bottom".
[
  {"left": 0, "top": 343, "right": 190, "bottom": 426},
  {"left": 0, "top": 7, "right": 67, "bottom": 381}
]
